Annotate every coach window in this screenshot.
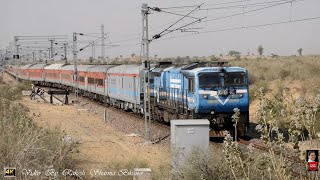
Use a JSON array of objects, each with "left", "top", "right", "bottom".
[
  {"left": 188, "top": 78, "right": 195, "bottom": 93},
  {"left": 79, "top": 76, "right": 85, "bottom": 82},
  {"left": 96, "top": 79, "right": 104, "bottom": 86},
  {"left": 88, "top": 77, "right": 95, "bottom": 84}
]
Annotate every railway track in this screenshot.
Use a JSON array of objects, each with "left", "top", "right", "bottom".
[{"left": 123, "top": 111, "right": 171, "bottom": 144}]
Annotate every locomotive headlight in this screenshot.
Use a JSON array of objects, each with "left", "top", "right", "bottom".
[
  {"left": 203, "top": 94, "right": 209, "bottom": 99},
  {"left": 223, "top": 90, "right": 228, "bottom": 95},
  {"left": 210, "top": 110, "right": 215, "bottom": 114}
]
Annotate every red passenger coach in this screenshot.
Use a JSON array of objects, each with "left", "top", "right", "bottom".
[
  {"left": 60, "top": 65, "right": 75, "bottom": 87},
  {"left": 87, "top": 65, "right": 114, "bottom": 96},
  {"left": 28, "top": 64, "right": 46, "bottom": 83},
  {"left": 44, "top": 64, "right": 65, "bottom": 85},
  {"left": 19, "top": 64, "right": 33, "bottom": 80},
  {"left": 75, "top": 65, "right": 95, "bottom": 91}
]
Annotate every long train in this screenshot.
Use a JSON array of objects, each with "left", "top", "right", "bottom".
[{"left": 5, "top": 61, "right": 249, "bottom": 136}]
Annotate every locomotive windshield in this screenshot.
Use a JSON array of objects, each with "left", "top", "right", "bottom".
[
  {"left": 225, "top": 72, "right": 246, "bottom": 86},
  {"left": 199, "top": 73, "right": 221, "bottom": 89}
]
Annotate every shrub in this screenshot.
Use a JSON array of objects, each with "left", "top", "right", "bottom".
[{"left": 279, "top": 69, "right": 290, "bottom": 80}]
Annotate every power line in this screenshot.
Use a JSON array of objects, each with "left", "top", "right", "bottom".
[
  {"left": 158, "top": 5, "right": 200, "bottom": 10},
  {"left": 111, "top": 16, "right": 320, "bottom": 53},
  {"left": 156, "top": 16, "right": 320, "bottom": 42},
  {"left": 201, "top": 0, "right": 296, "bottom": 10},
  {"left": 152, "top": 4, "right": 205, "bottom": 40},
  {"left": 203, "top": 0, "right": 304, "bottom": 23}
]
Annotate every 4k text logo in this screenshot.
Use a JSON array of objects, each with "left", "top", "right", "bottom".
[{"left": 4, "top": 168, "right": 16, "bottom": 177}]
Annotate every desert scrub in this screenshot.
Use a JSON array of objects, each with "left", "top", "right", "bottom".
[
  {"left": 0, "top": 84, "right": 77, "bottom": 179},
  {"left": 232, "top": 56, "right": 320, "bottom": 95}
]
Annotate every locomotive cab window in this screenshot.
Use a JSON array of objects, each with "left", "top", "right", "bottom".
[
  {"left": 188, "top": 78, "right": 195, "bottom": 93},
  {"left": 225, "top": 72, "right": 246, "bottom": 86},
  {"left": 199, "top": 73, "right": 220, "bottom": 89}
]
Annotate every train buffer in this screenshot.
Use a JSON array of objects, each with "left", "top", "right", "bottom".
[{"left": 47, "top": 90, "right": 70, "bottom": 105}]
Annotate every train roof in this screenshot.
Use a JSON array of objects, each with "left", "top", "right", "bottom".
[
  {"left": 76, "top": 65, "right": 95, "bottom": 71},
  {"left": 87, "top": 65, "right": 114, "bottom": 73},
  {"left": 29, "top": 64, "right": 47, "bottom": 69},
  {"left": 181, "top": 66, "right": 247, "bottom": 77},
  {"left": 108, "top": 64, "right": 142, "bottom": 75},
  {"left": 60, "top": 65, "right": 74, "bottom": 70},
  {"left": 20, "top": 64, "right": 33, "bottom": 69},
  {"left": 44, "top": 64, "right": 65, "bottom": 70},
  {"left": 151, "top": 62, "right": 246, "bottom": 77}
]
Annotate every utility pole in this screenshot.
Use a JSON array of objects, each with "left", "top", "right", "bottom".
[
  {"left": 14, "top": 36, "right": 19, "bottom": 60},
  {"left": 101, "top": 24, "right": 105, "bottom": 60},
  {"left": 39, "top": 50, "right": 43, "bottom": 60},
  {"left": 73, "top": 32, "right": 78, "bottom": 101},
  {"left": 91, "top": 41, "right": 95, "bottom": 60},
  {"left": 48, "top": 48, "right": 51, "bottom": 59},
  {"left": 32, "top": 52, "right": 35, "bottom": 61},
  {"left": 142, "top": 3, "right": 152, "bottom": 142},
  {"left": 49, "top": 39, "right": 54, "bottom": 59},
  {"left": 63, "top": 43, "right": 68, "bottom": 61}
]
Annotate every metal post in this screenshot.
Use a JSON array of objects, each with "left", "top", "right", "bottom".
[
  {"left": 14, "top": 36, "right": 18, "bottom": 59},
  {"left": 73, "top": 32, "right": 78, "bottom": 101},
  {"left": 50, "top": 94, "right": 53, "bottom": 104},
  {"left": 104, "top": 109, "right": 107, "bottom": 122},
  {"left": 32, "top": 52, "right": 35, "bottom": 61},
  {"left": 65, "top": 90, "right": 68, "bottom": 104},
  {"left": 48, "top": 48, "right": 51, "bottom": 59},
  {"left": 142, "top": 3, "right": 151, "bottom": 142},
  {"left": 16, "top": 45, "right": 20, "bottom": 60},
  {"left": 50, "top": 39, "right": 54, "bottom": 59},
  {"left": 39, "top": 50, "right": 43, "bottom": 61},
  {"left": 101, "top": 24, "right": 105, "bottom": 60},
  {"left": 63, "top": 43, "right": 67, "bottom": 61},
  {"left": 91, "top": 41, "right": 95, "bottom": 60}
]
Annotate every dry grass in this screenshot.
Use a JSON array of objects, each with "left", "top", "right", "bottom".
[
  {"left": 0, "top": 83, "right": 77, "bottom": 179},
  {"left": 232, "top": 56, "right": 320, "bottom": 101}
]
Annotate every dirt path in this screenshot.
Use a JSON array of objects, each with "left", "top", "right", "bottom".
[{"left": 19, "top": 97, "right": 170, "bottom": 176}]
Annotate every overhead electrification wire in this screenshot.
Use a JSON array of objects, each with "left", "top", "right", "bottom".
[
  {"left": 158, "top": 5, "right": 200, "bottom": 10},
  {"left": 78, "top": 37, "right": 103, "bottom": 52},
  {"left": 201, "top": 0, "right": 298, "bottom": 10},
  {"left": 158, "top": 0, "right": 255, "bottom": 10},
  {"left": 203, "top": 0, "right": 304, "bottom": 23},
  {"left": 155, "top": 16, "right": 320, "bottom": 42},
  {"left": 155, "top": 3, "right": 204, "bottom": 38}
]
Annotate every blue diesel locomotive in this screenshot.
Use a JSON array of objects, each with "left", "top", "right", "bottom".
[{"left": 150, "top": 62, "right": 249, "bottom": 136}]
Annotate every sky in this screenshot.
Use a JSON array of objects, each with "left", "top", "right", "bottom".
[{"left": 0, "top": 0, "right": 319, "bottom": 59}]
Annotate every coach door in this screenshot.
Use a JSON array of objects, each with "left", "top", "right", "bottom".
[{"left": 133, "top": 76, "right": 137, "bottom": 104}]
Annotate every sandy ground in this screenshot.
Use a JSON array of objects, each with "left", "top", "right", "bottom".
[{"left": 18, "top": 97, "right": 170, "bottom": 175}]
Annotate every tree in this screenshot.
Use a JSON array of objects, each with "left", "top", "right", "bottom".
[
  {"left": 176, "top": 56, "right": 183, "bottom": 64},
  {"left": 297, "top": 48, "right": 302, "bottom": 56},
  {"left": 257, "top": 45, "right": 264, "bottom": 57},
  {"left": 120, "top": 55, "right": 123, "bottom": 59},
  {"left": 210, "top": 55, "right": 218, "bottom": 61},
  {"left": 228, "top": 50, "right": 241, "bottom": 57},
  {"left": 131, "top": 53, "right": 136, "bottom": 58}
]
